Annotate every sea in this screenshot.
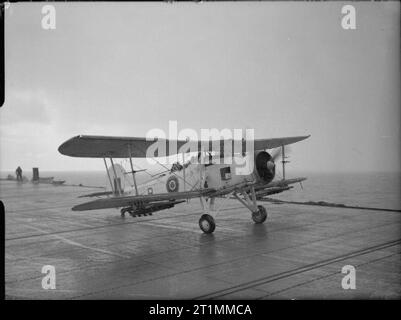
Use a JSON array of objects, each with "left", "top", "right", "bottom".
[{"left": 1, "top": 170, "right": 400, "bottom": 211}]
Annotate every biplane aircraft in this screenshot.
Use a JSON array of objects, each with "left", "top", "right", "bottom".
[{"left": 58, "top": 134, "right": 310, "bottom": 233}]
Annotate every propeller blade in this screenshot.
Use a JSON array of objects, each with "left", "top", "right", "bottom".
[
  {"left": 271, "top": 148, "right": 281, "bottom": 161},
  {"left": 270, "top": 145, "right": 292, "bottom": 161}
]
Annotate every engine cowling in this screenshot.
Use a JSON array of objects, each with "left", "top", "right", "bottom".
[{"left": 254, "top": 151, "right": 275, "bottom": 184}]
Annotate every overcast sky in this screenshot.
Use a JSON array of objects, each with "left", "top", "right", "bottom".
[{"left": 1, "top": 2, "right": 400, "bottom": 173}]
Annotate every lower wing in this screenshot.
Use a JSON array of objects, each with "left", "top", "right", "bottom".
[
  {"left": 255, "top": 177, "right": 307, "bottom": 198},
  {"left": 72, "top": 188, "right": 215, "bottom": 211},
  {"left": 72, "top": 178, "right": 306, "bottom": 211}
]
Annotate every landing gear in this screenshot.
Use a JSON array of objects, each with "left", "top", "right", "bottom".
[
  {"left": 198, "top": 196, "right": 217, "bottom": 234},
  {"left": 252, "top": 205, "right": 267, "bottom": 224},
  {"left": 233, "top": 187, "right": 269, "bottom": 225},
  {"left": 199, "top": 214, "right": 216, "bottom": 234}
]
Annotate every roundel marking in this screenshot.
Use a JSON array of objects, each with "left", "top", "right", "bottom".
[{"left": 166, "top": 176, "right": 179, "bottom": 192}]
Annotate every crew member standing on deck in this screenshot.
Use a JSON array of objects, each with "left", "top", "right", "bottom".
[{"left": 15, "top": 166, "right": 22, "bottom": 182}]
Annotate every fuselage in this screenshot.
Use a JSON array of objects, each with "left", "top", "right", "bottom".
[{"left": 136, "top": 151, "right": 275, "bottom": 195}]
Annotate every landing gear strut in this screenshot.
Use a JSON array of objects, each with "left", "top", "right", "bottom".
[{"left": 233, "top": 186, "right": 269, "bottom": 225}]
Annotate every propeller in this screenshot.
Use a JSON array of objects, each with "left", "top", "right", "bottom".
[
  {"left": 266, "top": 159, "right": 275, "bottom": 171},
  {"left": 269, "top": 145, "right": 292, "bottom": 180},
  {"left": 270, "top": 145, "right": 292, "bottom": 162}
]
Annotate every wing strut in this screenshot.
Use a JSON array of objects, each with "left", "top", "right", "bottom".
[
  {"left": 281, "top": 145, "right": 289, "bottom": 180},
  {"left": 110, "top": 157, "right": 122, "bottom": 196},
  {"left": 103, "top": 158, "right": 114, "bottom": 193},
  {"left": 127, "top": 144, "right": 139, "bottom": 196}
]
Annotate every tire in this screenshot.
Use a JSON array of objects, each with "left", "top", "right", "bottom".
[
  {"left": 252, "top": 205, "right": 267, "bottom": 224},
  {"left": 199, "top": 214, "right": 216, "bottom": 234}
]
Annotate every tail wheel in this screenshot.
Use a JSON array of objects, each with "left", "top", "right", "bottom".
[
  {"left": 252, "top": 205, "right": 267, "bottom": 224},
  {"left": 199, "top": 214, "right": 216, "bottom": 234}
]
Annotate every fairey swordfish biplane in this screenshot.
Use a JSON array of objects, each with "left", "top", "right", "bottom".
[{"left": 58, "top": 134, "right": 310, "bottom": 233}]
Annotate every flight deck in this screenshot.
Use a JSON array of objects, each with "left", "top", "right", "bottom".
[{"left": 3, "top": 181, "right": 401, "bottom": 299}]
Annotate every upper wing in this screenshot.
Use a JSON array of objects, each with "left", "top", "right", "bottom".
[
  {"left": 72, "top": 188, "right": 215, "bottom": 211},
  {"left": 58, "top": 134, "right": 310, "bottom": 158}
]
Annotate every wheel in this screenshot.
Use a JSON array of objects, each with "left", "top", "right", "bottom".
[
  {"left": 199, "top": 214, "right": 216, "bottom": 234},
  {"left": 252, "top": 205, "right": 267, "bottom": 224}
]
